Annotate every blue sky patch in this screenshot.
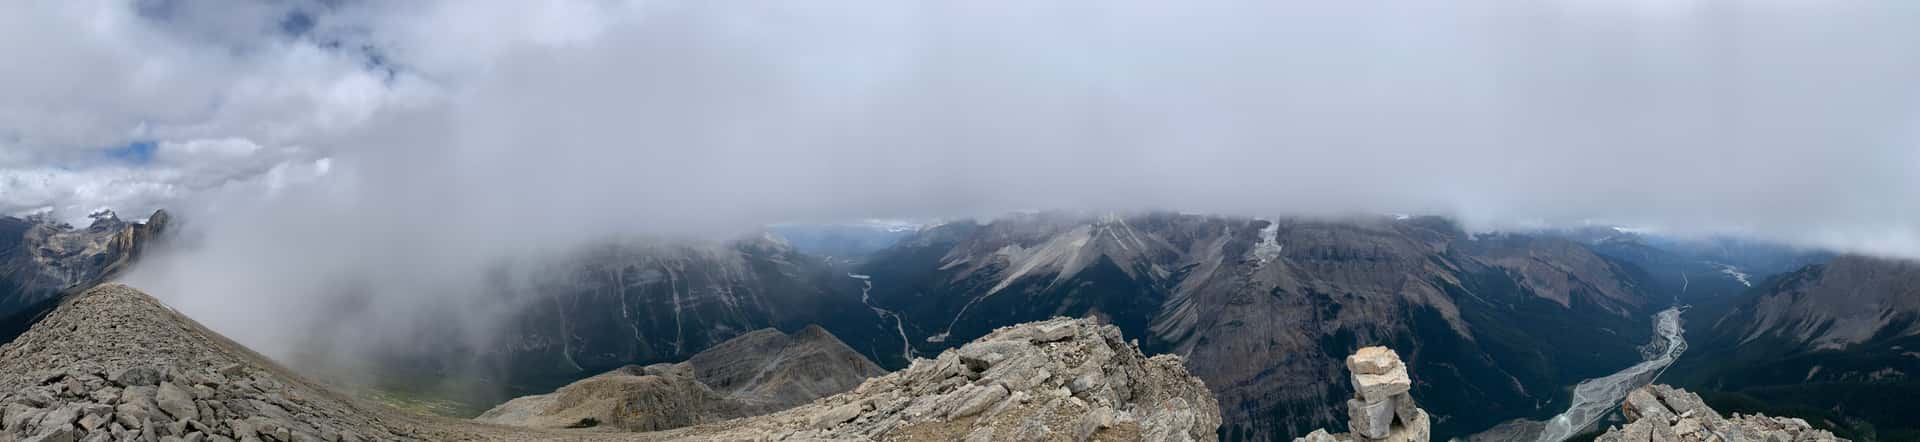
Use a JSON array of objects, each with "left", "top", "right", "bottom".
[{"left": 105, "top": 141, "right": 158, "bottom": 165}]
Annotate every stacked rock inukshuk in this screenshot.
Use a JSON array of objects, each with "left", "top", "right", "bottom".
[{"left": 1342, "top": 346, "right": 1429, "bottom": 442}]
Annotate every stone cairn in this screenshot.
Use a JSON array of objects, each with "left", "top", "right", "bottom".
[{"left": 1295, "top": 346, "right": 1430, "bottom": 442}]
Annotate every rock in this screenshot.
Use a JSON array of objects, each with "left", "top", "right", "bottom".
[
  {"left": 1390, "top": 393, "right": 1418, "bottom": 426},
  {"left": 1349, "top": 369, "right": 1411, "bottom": 404},
  {"left": 154, "top": 383, "right": 197, "bottom": 422},
  {"left": 1346, "top": 398, "right": 1394, "bottom": 439},
  {"left": 75, "top": 413, "right": 107, "bottom": 432},
  {"left": 1378, "top": 408, "right": 1429, "bottom": 442},
  {"left": 1346, "top": 347, "right": 1402, "bottom": 375},
  {"left": 963, "top": 426, "right": 995, "bottom": 442},
  {"left": 1621, "top": 388, "right": 1673, "bottom": 424},
  {"left": 35, "top": 404, "right": 82, "bottom": 432},
  {"left": 948, "top": 384, "right": 1009, "bottom": 419},
  {"left": 109, "top": 368, "right": 161, "bottom": 388},
  {"left": 3, "top": 404, "right": 43, "bottom": 433},
  {"left": 1074, "top": 407, "right": 1120, "bottom": 442},
  {"left": 810, "top": 403, "right": 862, "bottom": 429},
  {"left": 1294, "top": 429, "right": 1340, "bottom": 442},
  {"left": 1027, "top": 323, "right": 1078, "bottom": 343},
  {"left": 112, "top": 402, "right": 150, "bottom": 429},
  {"left": 22, "top": 426, "right": 76, "bottom": 442}
]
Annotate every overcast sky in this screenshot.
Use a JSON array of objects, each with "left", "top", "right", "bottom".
[
  {"left": 8, "top": 1, "right": 1920, "bottom": 250},
  {"left": 5, "top": 0, "right": 1917, "bottom": 364}
]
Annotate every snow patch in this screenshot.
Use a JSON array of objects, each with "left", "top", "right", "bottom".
[
  {"left": 1249, "top": 218, "right": 1283, "bottom": 264},
  {"left": 1715, "top": 263, "right": 1752, "bottom": 287}
]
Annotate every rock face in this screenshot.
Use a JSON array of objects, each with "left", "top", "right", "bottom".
[
  {"left": 0, "top": 283, "right": 529, "bottom": 441},
  {"left": 1292, "top": 347, "right": 1430, "bottom": 442},
  {"left": 476, "top": 325, "right": 886, "bottom": 432},
  {"left": 665, "top": 317, "right": 1223, "bottom": 441},
  {"left": 0, "top": 210, "right": 168, "bottom": 333},
  {"left": 1593, "top": 385, "right": 1845, "bottom": 442},
  {"left": 857, "top": 212, "right": 1664, "bottom": 438}
]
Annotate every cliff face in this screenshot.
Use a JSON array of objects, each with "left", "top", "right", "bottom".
[
  {"left": 857, "top": 212, "right": 1664, "bottom": 438},
  {"left": 0, "top": 210, "right": 169, "bottom": 342},
  {"left": 476, "top": 324, "right": 886, "bottom": 432},
  {"left": 494, "top": 234, "right": 870, "bottom": 376}
]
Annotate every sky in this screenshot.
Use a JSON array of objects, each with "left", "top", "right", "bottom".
[{"left": 5, "top": 1, "right": 1920, "bottom": 359}]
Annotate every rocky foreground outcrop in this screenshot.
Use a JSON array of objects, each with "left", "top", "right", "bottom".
[
  {"left": 1593, "top": 385, "right": 1844, "bottom": 442},
  {"left": 1, "top": 284, "right": 1220, "bottom": 441},
  {"left": 1291, "top": 347, "right": 1429, "bottom": 442},
  {"left": 0, "top": 284, "right": 541, "bottom": 442},
  {"left": 659, "top": 317, "right": 1222, "bottom": 441},
  {"left": 477, "top": 325, "right": 885, "bottom": 432}
]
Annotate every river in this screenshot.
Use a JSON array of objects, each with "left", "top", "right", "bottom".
[
  {"left": 1466, "top": 306, "right": 1688, "bottom": 442},
  {"left": 849, "top": 274, "right": 914, "bottom": 360}
]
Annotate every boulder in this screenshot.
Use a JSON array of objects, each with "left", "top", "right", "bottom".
[
  {"left": 1350, "top": 369, "right": 1411, "bottom": 404},
  {"left": 107, "top": 368, "right": 159, "bottom": 388},
  {"left": 1346, "top": 398, "right": 1394, "bottom": 439},
  {"left": 1346, "top": 347, "right": 1402, "bottom": 375},
  {"left": 153, "top": 383, "right": 196, "bottom": 422}
]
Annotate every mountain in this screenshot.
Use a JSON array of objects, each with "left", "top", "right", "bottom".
[
  {"left": 0, "top": 210, "right": 168, "bottom": 344},
  {"left": 1669, "top": 255, "right": 1920, "bottom": 440},
  {"left": 853, "top": 212, "right": 1670, "bottom": 439},
  {"left": 476, "top": 325, "right": 885, "bottom": 431},
  {"left": 0, "top": 284, "right": 1215, "bottom": 441},
  {"left": 324, "top": 232, "right": 911, "bottom": 414}
]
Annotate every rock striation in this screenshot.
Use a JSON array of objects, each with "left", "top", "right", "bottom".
[
  {"left": 476, "top": 325, "right": 885, "bottom": 432},
  {"left": 663, "top": 317, "right": 1222, "bottom": 441},
  {"left": 1293, "top": 347, "right": 1429, "bottom": 442},
  {"left": 1593, "top": 385, "right": 1845, "bottom": 442}
]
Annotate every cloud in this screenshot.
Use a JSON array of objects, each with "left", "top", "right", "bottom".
[{"left": 1, "top": 0, "right": 1917, "bottom": 362}]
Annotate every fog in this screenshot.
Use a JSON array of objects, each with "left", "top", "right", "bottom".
[{"left": 3, "top": 1, "right": 1918, "bottom": 365}]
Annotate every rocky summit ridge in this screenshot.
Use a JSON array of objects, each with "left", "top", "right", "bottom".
[
  {"left": 0, "top": 283, "right": 527, "bottom": 442},
  {"left": 1593, "top": 385, "right": 1844, "bottom": 442},
  {"left": 656, "top": 317, "right": 1223, "bottom": 441}
]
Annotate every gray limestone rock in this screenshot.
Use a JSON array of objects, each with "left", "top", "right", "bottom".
[
  {"left": 1346, "top": 398, "right": 1395, "bottom": 439},
  {"left": 107, "top": 369, "right": 159, "bottom": 389}
]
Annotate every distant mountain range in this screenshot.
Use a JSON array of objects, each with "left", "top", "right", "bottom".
[{"left": 10, "top": 208, "right": 1914, "bottom": 441}]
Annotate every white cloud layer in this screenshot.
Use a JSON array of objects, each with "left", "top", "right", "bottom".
[{"left": 2, "top": 0, "right": 1919, "bottom": 358}]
